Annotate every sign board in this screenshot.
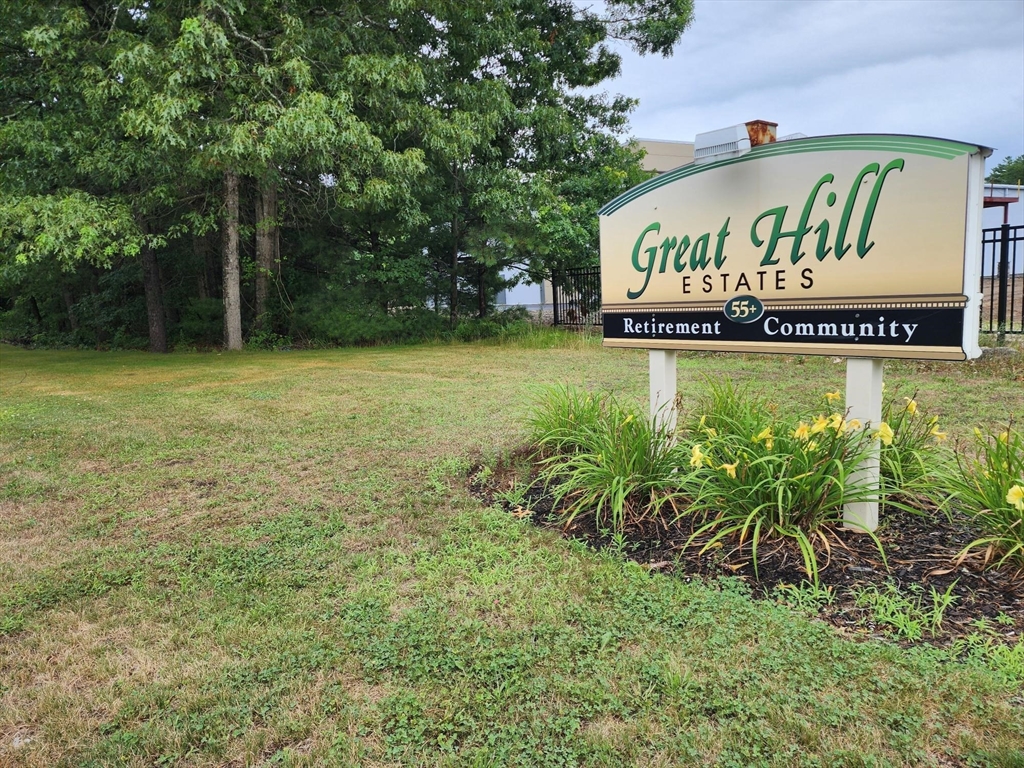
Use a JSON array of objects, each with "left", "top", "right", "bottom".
[{"left": 599, "top": 135, "right": 989, "bottom": 360}]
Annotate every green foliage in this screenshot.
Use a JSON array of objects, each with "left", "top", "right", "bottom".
[
  {"left": 529, "top": 381, "right": 900, "bottom": 584},
  {"left": 773, "top": 581, "right": 836, "bottom": 613},
  {"left": 0, "top": 193, "right": 142, "bottom": 268},
  {"left": 952, "top": 622, "right": 1024, "bottom": 685},
  {"left": 294, "top": 302, "right": 446, "bottom": 347},
  {"left": 528, "top": 383, "right": 608, "bottom": 454},
  {"left": 987, "top": 154, "right": 1024, "bottom": 185},
  {"left": 1, "top": 0, "right": 694, "bottom": 349},
  {"left": 854, "top": 581, "right": 959, "bottom": 641},
  {"left": 680, "top": 382, "right": 884, "bottom": 584},
  {"left": 944, "top": 423, "right": 1024, "bottom": 569},
  {"left": 450, "top": 309, "right": 534, "bottom": 343},
  {"left": 534, "top": 390, "right": 690, "bottom": 532},
  {"left": 878, "top": 391, "right": 950, "bottom": 497}
]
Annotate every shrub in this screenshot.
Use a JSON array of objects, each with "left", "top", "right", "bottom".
[
  {"left": 532, "top": 390, "right": 691, "bottom": 533},
  {"left": 945, "top": 423, "right": 1024, "bottom": 570},
  {"left": 678, "top": 382, "right": 886, "bottom": 584}
]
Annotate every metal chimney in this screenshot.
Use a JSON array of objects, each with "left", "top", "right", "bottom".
[{"left": 694, "top": 120, "right": 778, "bottom": 165}]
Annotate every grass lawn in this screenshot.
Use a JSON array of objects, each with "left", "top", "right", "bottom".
[{"left": 1, "top": 333, "right": 1023, "bottom": 767}]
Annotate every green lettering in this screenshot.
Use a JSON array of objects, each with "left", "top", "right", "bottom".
[
  {"left": 835, "top": 162, "right": 879, "bottom": 260},
  {"left": 689, "top": 233, "right": 711, "bottom": 271},
  {"left": 814, "top": 219, "right": 832, "bottom": 260},
  {"left": 789, "top": 173, "right": 834, "bottom": 264},
  {"left": 658, "top": 236, "right": 677, "bottom": 273},
  {"left": 673, "top": 235, "right": 690, "bottom": 272},
  {"left": 714, "top": 217, "right": 730, "bottom": 268},
  {"left": 748, "top": 175, "right": 834, "bottom": 267},
  {"left": 857, "top": 158, "right": 904, "bottom": 258},
  {"left": 750, "top": 206, "right": 788, "bottom": 266},
  {"left": 628, "top": 222, "right": 660, "bottom": 299}
]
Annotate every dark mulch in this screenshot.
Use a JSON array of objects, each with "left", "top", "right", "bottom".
[{"left": 470, "top": 461, "right": 1023, "bottom": 649}]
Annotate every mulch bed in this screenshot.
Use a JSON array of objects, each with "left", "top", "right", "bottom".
[{"left": 470, "top": 459, "right": 1023, "bottom": 649}]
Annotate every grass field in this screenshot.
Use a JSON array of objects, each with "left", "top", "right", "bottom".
[{"left": 1, "top": 333, "right": 1023, "bottom": 767}]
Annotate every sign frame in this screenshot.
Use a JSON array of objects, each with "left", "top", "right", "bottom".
[{"left": 598, "top": 134, "right": 991, "bottom": 362}]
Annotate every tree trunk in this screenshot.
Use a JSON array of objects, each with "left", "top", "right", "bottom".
[
  {"left": 60, "top": 282, "right": 78, "bottom": 332},
  {"left": 195, "top": 233, "right": 209, "bottom": 299},
  {"left": 222, "top": 169, "right": 243, "bottom": 350},
  {"left": 254, "top": 176, "right": 278, "bottom": 330},
  {"left": 28, "top": 296, "right": 43, "bottom": 329},
  {"left": 477, "top": 263, "right": 486, "bottom": 319},
  {"left": 450, "top": 217, "right": 459, "bottom": 328},
  {"left": 138, "top": 216, "right": 168, "bottom": 353},
  {"left": 90, "top": 269, "right": 107, "bottom": 345}
]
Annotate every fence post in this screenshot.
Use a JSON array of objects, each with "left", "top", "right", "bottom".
[
  {"left": 552, "top": 273, "right": 561, "bottom": 326},
  {"left": 998, "top": 223, "right": 1010, "bottom": 345}
]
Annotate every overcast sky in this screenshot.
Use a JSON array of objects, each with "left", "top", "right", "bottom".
[{"left": 602, "top": 0, "right": 1024, "bottom": 173}]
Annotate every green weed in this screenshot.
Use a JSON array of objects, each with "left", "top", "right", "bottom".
[{"left": 854, "top": 581, "right": 959, "bottom": 641}]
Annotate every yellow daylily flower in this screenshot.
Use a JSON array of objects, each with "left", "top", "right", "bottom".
[
  {"left": 753, "top": 427, "right": 774, "bottom": 451},
  {"left": 825, "top": 391, "right": 841, "bottom": 404},
  {"left": 690, "top": 444, "right": 706, "bottom": 468},
  {"left": 847, "top": 419, "right": 863, "bottom": 431},
  {"left": 792, "top": 422, "right": 811, "bottom": 441},
  {"left": 873, "top": 422, "right": 894, "bottom": 446},
  {"left": 705, "top": 427, "right": 717, "bottom": 438},
  {"left": 974, "top": 427, "right": 984, "bottom": 440},
  {"left": 828, "top": 413, "right": 847, "bottom": 434},
  {"left": 811, "top": 415, "right": 829, "bottom": 434},
  {"left": 929, "top": 424, "right": 947, "bottom": 441},
  {"left": 999, "top": 431, "right": 1010, "bottom": 444},
  {"left": 623, "top": 413, "right": 634, "bottom": 425},
  {"left": 698, "top": 415, "right": 707, "bottom": 430},
  {"left": 719, "top": 462, "right": 738, "bottom": 479},
  {"left": 1008, "top": 485, "right": 1024, "bottom": 512},
  {"left": 903, "top": 397, "right": 918, "bottom": 415},
  {"left": 805, "top": 440, "right": 819, "bottom": 452}
]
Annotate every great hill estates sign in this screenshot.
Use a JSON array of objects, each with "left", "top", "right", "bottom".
[{"left": 599, "top": 134, "right": 989, "bottom": 361}]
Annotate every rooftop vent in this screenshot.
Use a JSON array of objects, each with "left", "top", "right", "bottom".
[{"left": 694, "top": 120, "right": 778, "bottom": 165}]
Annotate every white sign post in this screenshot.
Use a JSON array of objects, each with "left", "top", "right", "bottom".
[
  {"left": 649, "top": 349, "right": 677, "bottom": 432},
  {"left": 843, "top": 358, "right": 884, "bottom": 531}
]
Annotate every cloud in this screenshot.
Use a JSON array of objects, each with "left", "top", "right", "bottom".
[{"left": 601, "top": 0, "right": 1024, "bottom": 167}]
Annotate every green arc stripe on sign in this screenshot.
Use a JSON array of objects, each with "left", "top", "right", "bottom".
[{"left": 599, "top": 134, "right": 980, "bottom": 217}]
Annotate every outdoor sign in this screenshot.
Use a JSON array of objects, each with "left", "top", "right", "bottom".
[{"left": 599, "top": 134, "right": 989, "bottom": 360}]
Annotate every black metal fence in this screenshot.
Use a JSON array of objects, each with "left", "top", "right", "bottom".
[
  {"left": 981, "top": 224, "right": 1023, "bottom": 335},
  {"left": 552, "top": 266, "right": 602, "bottom": 327},
  {"left": 554, "top": 227, "right": 1024, "bottom": 335}
]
